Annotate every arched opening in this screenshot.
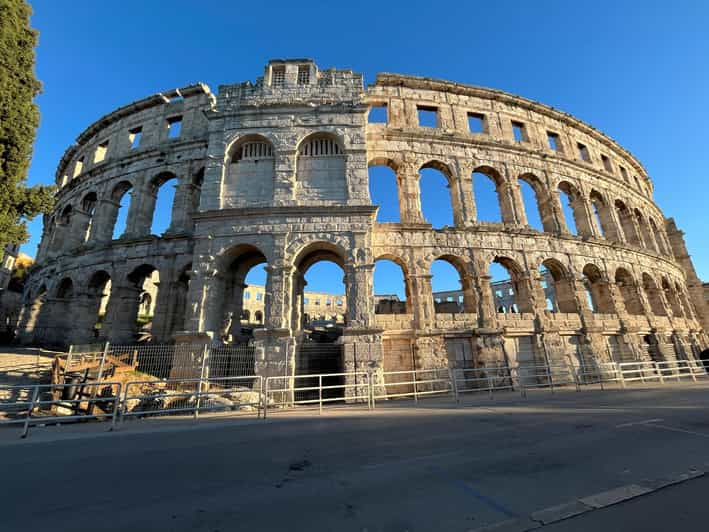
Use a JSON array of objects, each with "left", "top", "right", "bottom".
[
  {"left": 224, "top": 136, "right": 275, "bottom": 206},
  {"left": 296, "top": 133, "right": 346, "bottom": 202},
  {"left": 557, "top": 181, "right": 580, "bottom": 235},
  {"left": 614, "top": 200, "right": 640, "bottom": 246},
  {"left": 649, "top": 218, "right": 666, "bottom": 255},
  {"left": 292, "top": 244, "right": 347, "bottom": 396},
  {"left": 539, "top": 259, "right": 577, "bottom": 313},
  {"left": 490, "top": 257, "right": 532, "bottom": 314},
  {"left": 419, "top": 162, "right": 454, "bottom": 228},
  {"left": 190, "top": 168, "right": 204, "bottom": 230},
  {"left": 52, "top": 206, "right": 72, "bottom": 252},
  {"left": 675, "top": 281, "right": 694, "bottom": 319},
  {"left": 368, "top": 161, "right": 400, "bottom": 222},
  {"left": 615, "top": 268, "right": 644, "bottom": 315},
  {"left": 589, "top": 191, "right": 608, "bottom": 238},
  {"left": 149, "top": 173, "right": 178, "bottom": 235},
  {"left": 55, "top": 277, "right": 74, "bottom": 299},
  {"left": 473, "top": 167, "right": 503, "bottom": 223},
  {"left": 135, "top": 268, "right": 159, "bottom": 336},
  {"left": 254, "top": 310, "right": 263, "bottom": 324},
  {"left": 111, "top": 181, "right": 133, "bottom": 240},
  {"left": 642, "top": 273, "right": 667, "bottom": 316},
  {"left": 87, "top": 270, "right": 111, "bottom": 338},
  {"left": 163, "top": 265, "right": 190, "bottom": 340},
  {"left": 216, "top": 245, "right": 269, "bottom": 344},
  {"left": 373, "top": 257, "right": 409, "bottom": 314},
  {"left": 431, "top": 257, "right": 474, "bottom": 314},
  {"left": 582, "top": 264, "right": 614, "bottom": 313},
  {"left": 634, "top": 209, "right": 656, "bottom": 253},
  {"left": 662, "top": 277, "right": 683, "bottom": 317},
  {"left": 518, "top": 175, "right": 546, "bottom": 231},
  {"left": 81, "top": 192, "right": 98, "bottom": 244}
]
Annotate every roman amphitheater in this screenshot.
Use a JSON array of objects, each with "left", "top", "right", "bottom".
[{"left": 15, "top": 59, "right": 709, "bottom": 380}]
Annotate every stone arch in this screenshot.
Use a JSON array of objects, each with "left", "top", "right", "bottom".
[
  {"left": 615, "top": 268, "right": 644, "bottom": 315},
  {"left": 419, "top": 160, "right": 455, "bottom": 228},
  {"left": 55, "top": 277, "right": 74, "bottom": 299},
  {"left": 518, "top": 173, "right": 554, "bottom": 232},
  {"left": 675, "top": 280, "right": 695, "bottom": 319},
  {"left": 649, "top": 218, "right": 668, "bottom": 255},
  {"left": 490, "top": 256, "right": 533, "bottom": 313},
  {"left": 614, "top": 199, "right": 641, "bottom": 246},
  {"left": 50, "top": 205, "right": 73, "bottom": 252},
  {"left": 582, "top": 263, "right": 614, "bottom": 313},
  {"left": 147, "top": 171, "right": 179, "bottom": 235},
  {"left": 86, "top": 270, "right": 111, "bottom": 338},
  {"left": 473, "top": 165, "right": 506, "bottom": 223},
  {"left": 109, "top": 180, "right": 134, "bottom": 240},
  {"left": 430, "top": 254, "right": 476, "bottom": 314},
  {"left": 373, "top": 253, "right": 411, "bottom": 314},
  {"left": 539, "top": 258, "right": 577, "bottom": 313},
  {"left": 223, "top": 134, "right": 275, "bottom": 207},
  {"left": 661, "top": 276, "right": 683, "bottom": 317},
  {"left": 634, "top": 208, "right": 657, "bottom": 253},
  {"left": 642, "top": 272, "right": 666, "bottom": 316},
  {"left": 589, "top": 190, "right": 618, "bottom": 240},
  {"left": 254, "top": 310, "right": 263, "bottom": 324},
  {"left": 557, "top": 180, "right": 585, "bottom": 236},
  {"left": 295, "top": 132, "right": 346, "bottom": 202},
  {"left": 368, "top": 158, "right": 401, "bottom": 223}
]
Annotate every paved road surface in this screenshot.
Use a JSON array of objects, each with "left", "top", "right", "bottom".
[{"left": 2, "top": 385, "right": 709, "bottom": 531}]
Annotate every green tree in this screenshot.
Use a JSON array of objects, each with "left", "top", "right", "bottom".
[{"left": 0, "top": 0, "right": 55, "bottom": 258}]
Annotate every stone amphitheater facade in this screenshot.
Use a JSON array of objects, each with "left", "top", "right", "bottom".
[{"left": 16, "top": 59, "right": 709, "bottom": 379}]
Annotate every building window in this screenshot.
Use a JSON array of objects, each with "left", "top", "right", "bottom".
[
  {"left": 272, "top": 66, "right": 285, "bottom": 86},
  {"left": 577, "top": 142, "right": 591, "bottom": 162},
  {"left": 326, "top": 299, "right": 332, "bottom": 306},
  {"left": 336, "top": 299, "right": 343, "bottom": 306},
  {"left": 601, "top": 154, "right": 613, "bottom": 173},
  {"left": 417, "top": 105, "right": 438, "bottom": 128},
  {"left": 467, "top": 112, "right": 485, "bottom": 133},
  {"left": 167, "top": 116, "right": 182, "bottom": 139},
  {"left": 512, "top": 121, "right": 528, "bottom": 142},
  {"left": 73, "top": 157, "right": 84, "bottom": 178},
  {"left": 304, "top": 297, "right": 309, "bottom": 305},
  {"left": 619, "top": 166, "right": 629, "bottom": 182},
  {"left": 297, "top": 65, "right": 310, "bottom": 85},
  {"left": 244, "top": 291, "right": 250, "bottom": 300},
  {"left": 315, "top": 299, "right": 320, "bottom": 306},
  {"left": 368, "top": 104, "right": 387, "bottom": 124},
  {"left": 129, "top": 127, "right": 142, "bottom": 149},
  {"left": 94, "top": 140, "right": 109, "bottom": 163},
  {"left": 547, "top": 131, "right": 562, "bottom": 152},
  {"left": 256, "top": 292, "right": 263, "bottom": 301}
]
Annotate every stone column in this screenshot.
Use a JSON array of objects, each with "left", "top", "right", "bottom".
[
  {"left": 264, "top": 263, "right": 293, "bottom": 331},
  {"left": 123, "top": 184, "right": 154, "bottom": 238},
  {"left": 455, "top": 164, "right": 476, "bottom": 226},
  {"left": 345, "top": 262, "right": 375, "bottom": 329},
  {"left": 150, "top": 280, "right": 172, "bottom": 342},
  {"left": 409, "top": 273, "right": 435, "bottom": 330},
  {"left": 67, "top": 292, "right": 100, "bottom": 345},
  {"left": 65, "top": 210, "right": 91, "bottom": 251},
  {"left": 398, "top": 165, "right": 425, "bottom": 224},
  {"left": 166, "top": 181, "right": 194, "bottom": 234},
  {"left": 90, "top": 198, "right": 120, "bottom": 244},
  {"left": 498, "top": 181, "right": 521, "bottom": 225},
  {"left": 511, "top": 182, "right": 528, "bottom": 226},
  {"left": 460, "top": 273, "right": 478, "bottom": 313},
  {"left": 574, "top": 195, "right": 598, "bottom": 238},
  {"left": 103, "top": 283, "right": 142, "bottom": 344},
  {"left": 472, "top": 259, "right": 497, "bottom": 329}
]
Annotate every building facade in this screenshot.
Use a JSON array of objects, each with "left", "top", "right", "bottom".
[{"left": 16, "top": 59, "right": 708, "bottom": 379}]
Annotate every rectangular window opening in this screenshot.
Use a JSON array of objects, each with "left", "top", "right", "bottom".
[
  {"left": 73, "top": 157, "right": 84, "bottom": 178},
  {"left": 512, "top": 121, "right": 528, "bottom": 142},
  {"left": 167, "top": 116, "right": 182, "bottom": 139},
  {"left": 94, "top": 140, "right": 109, "bottom": 163},
  {"left": 368, "top": 104, "right": 388, "bottom": 124},
  {"left": 601, "top": 154, "right": 613, "bottom": 173},
  {"left": 547, "top": 131, "right": 562, "bottom": 152},
  {"left": 129, "top": 127, "right": 142, "bottom": 149},
  {"left": 256, "top": 293, "right": 263, "bottom": 301},
  {"left": 297, "top": 65, "right": 310, "bottom": 85},
  {"left": 577, "top": 142, "right": 591, "bottom": 162},
  {"left": 468, "top": 112, "right": 485, "bottom": 134},
  {"left": 417, "top": 105, "right": 438, "bottom": 128},
  {"left": 272, "top": 66, "right": 285, "bottom": 87},
  {"left": 619, "top": 166, "right": 629, "bottom": 181}
]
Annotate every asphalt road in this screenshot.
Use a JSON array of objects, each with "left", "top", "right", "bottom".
[{"left": 2, "top": 384, "right": 709, "bottom": 531}]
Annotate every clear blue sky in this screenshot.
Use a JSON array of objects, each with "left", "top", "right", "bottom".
[{"left": 23, "top": 0, "right": 709, "bottom": 297}]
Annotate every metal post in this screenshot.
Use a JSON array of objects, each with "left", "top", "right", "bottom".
[
  {"left": 618, "top": 363, "right": 626, "bottom": 389},
  {"left": 690, "top": 361, "right": 698, "bottom": 382},
  {"left": 449, "top": 368, "right": 459, "bottom": 404},
  {"left": 263, "top": 378, "right": 269, "bottom": 420},
  {"left": 21, "top": 386, "right": 39, "bottom": 438},
  {"left": 109, "top": 383, "right": 121, "bottom": 431},
  {"left": 318, "top": 375, "right": 323, "bottom": 415},
  {"left": 488, "top": 375, "right": 494, "bottom": 399},
  {"left": 547, "top": 360, "right": 555, "bottom": 395},
  {"left": 195, "top": 344, "right": 209, "bottom": 420},
  {"left": 369, "top": 370, "right": 376, "bottom": 409},
  {"left": 413, "top": 370, "right": 418, "bottom": 404}
]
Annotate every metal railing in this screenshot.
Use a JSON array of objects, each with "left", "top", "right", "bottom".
[
  {"left": 371, "top": 368, "right": 453, "bottom": 405},
  {"left": 264, "top": 372, "right": 371, "bottom": 417},
  {"left": 122, "top": 375, "right": 263, "bottom": 421},
  {"left": 0, "top": 381, "right": 122, "bottom": 437},
  {"left": 453, "top": 366, "right": 515, "bottom": 399}
]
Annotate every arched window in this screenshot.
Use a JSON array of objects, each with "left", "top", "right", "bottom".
[
  {"left": 634, "top": 209, "right": 656, "bottom": 252},
  {"left": 368, "top": 161, "right": 400, "bottom": 222},
  {"left": 373, "top": 258, "right": 409, "bottom": 314},
  {"left": 557, "top": 181, "right": 580, "bottom": 235},
  {"left": 81, "top": 192, "right": 98, "bottom": 244},
  {"left": 490, "top": 258, "right": 532, "bottom": 314},
  {"left": 642, "top": 273, "right": 666, "bottom": 316},
  {"left": 582, "top": 264, "right": 614, "bottom": 313},
  {"left": 55, "top": 278, "right": 74, "bottom": 299},
  {"left": 614, "top": 200, "right": 640, "bottom": 246},
  {"left": 539, "top": 260, "right": 577, "bottom": 313},
  {"left": 419, "top": 161, "right": 454, "bottom": 228},
  {"left": 615, "top": 268, "right": 644, "bottom": 315},
  {"left": 473, "top": 167, "right": 503, "bottom": 223},
  {"left": 111, "top": 181, "right": 133, "bottom": 240},
  {"left": 649, "top": 218, "right": 667, "bottom": 255},
  {"left": 589, "top": 190, "right": 619, "bottom": 240},
  {"left": 518, "top": 175, "right": 546, "bottom": 231},
  {"left": 431, "top": 257, "right": 474, "bottom": 314},
  {"left": 661, "top": 277, "right": 683, "bottom": 317},
  {"left": 296, "top": 133, "right": 345, "bottom": 202},
  {"left": 149, "top": 174, "right": 178, "bottom": 235},
  {"left": 224, "top": 137, "right": 275, "bottom": 206},
  {"left": 254, "top": 310, "right": 263, "bottom": 324}
]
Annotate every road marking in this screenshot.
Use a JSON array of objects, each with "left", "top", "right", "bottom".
[
  {"left": 454, "top": 479, "right": 520, "bottom": 519},
  {"left": 615, "top": 418, "right": 663, "bottom": 428},
  {"left": 646, "top": 423, "right": 709, "bottom": 439}
]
